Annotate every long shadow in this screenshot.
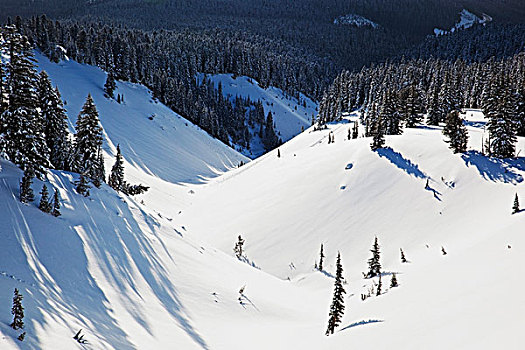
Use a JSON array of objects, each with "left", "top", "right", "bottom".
[
  {"left": 376, "top": 147, "right": 427, "bottom": 179},
  {"left": 0, "top": 165, "right": 208, "bottom": 349},
  {"left": 461, "top": 151, "right": 524, "bottom": 184},
  {"left": 340, "top": 319, "right": 384, "bottom": 331}
]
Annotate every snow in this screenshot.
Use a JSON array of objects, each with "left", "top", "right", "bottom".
[
  {"left": 333, "top": 14, "right": 379, "bottom": 29},
  {"left": 1, "top": 54, "right": 524, "bottom": 349},
  {"left": 204, "top": 74, "right": 317, "bottom": 158},
  {"left": 434, "top": 9, "right": 491, "bottom": 36}
]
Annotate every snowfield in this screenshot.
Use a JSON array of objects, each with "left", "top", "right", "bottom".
[{"left": 1, "top": 55, "right": 524, "bottom": 349}]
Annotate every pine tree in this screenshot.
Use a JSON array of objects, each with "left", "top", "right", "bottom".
[
  {"left": 512, "top": 193, "right": 520, "bottom": 214},
  {"left": 370, "top": 106, "right": 385, "bottom": 151},
  {"left": 233, "top": 235, "right": 245, "bottom": 259},
  {"left": 325, "top": 252, "right": 346, "bottom": 336},
  {"left": 1, "top": 28, "right": 49, "bottom": 178},
  {"left": 75, "top": 173, "right": 91, "bottom": 197},
  {"left": 277, "top": 149, "right": 280, "bottom": 158},
  {"left": 73, "top": 95, "right": 104, "bottom": 183},
  {"left": 442, "top": 110, "right": 468, "bottom": 153},
  {"left": 108, "top": 144, "right": 125, "bottom": 192},
  {"left": 38, "top": 185, "right": 52, "bottom": 213},
  {"left": 352, "top": 120, "right": 359, "bottom": 139},
  {"left": 262, "top": 111, "right": 278, "bottom": 151},
  {"left": 441, "top": 246, "right": 447, "bottom": 255},
  {"left": 319, "top": 244, "right": 325, "bottom": 271},
  {"left": 51, "top": 189, "right": 61, "bottom": 217},
  {"left": 390, "top": 273, "right": 399, "bottom": 288},
  {"left": 38, "top": 72, "right": 71, "bottom": 170},
  {"left": 10, "top": 288, "right": 24, "bottom": 330},
  {"left": 19, "top": 167, "right": 35, "bottom": 203},
  {"left": 400, "top": 248, "right": 407, "bottom": 263},
  {"left": 485, "top": 73, "right": 517, "bottom": 158},
  {"left": 104, "top": 71, "right": 116, "bottom": 99},
  {"left": 403, "top": 85, "right": 422, "bottom": 128},
  {"left": 366, "top": 237, "right": 381, "bottom": 278},
  {"left": 376, "top": 272, "right": 382, "bottom": 296}
]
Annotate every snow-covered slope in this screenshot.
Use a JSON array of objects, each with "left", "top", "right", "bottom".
[
  {"left": 1, "top": 53, "right": 524, "bottom": 349},
  {"left": 334, "top": 14, "right": 379, "bottom": 28},
  {"left": 180, "top": 112, "right": 525, "bottom": 348},
  {"left": 434, "top": 9, "right": 492, "bottom": 36},
  {"left": 205, "top": 74, "right": 317, "bottom": 158}
]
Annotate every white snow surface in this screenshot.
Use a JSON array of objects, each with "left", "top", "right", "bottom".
[
  {"left": 1, "top": 56, "right": 524, "bottom": 349},
  {"left": 434, "top": 9, "right": 491, "bottom": 36},
  {"left": 204, "top": 74, "right": 317, "bottom": 158},
  {"left": 334, "top": 14, "right": 379, "bottom": 28}
]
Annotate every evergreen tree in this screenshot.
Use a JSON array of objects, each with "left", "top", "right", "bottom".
[
  {"left": 400, "top": 248, "right": 407, "bottom": 263},
  {"left": 75, "top": 173, "right": 91, "bottom": 197},
  {"left": 10, "top": 288, "right": 24, "bottom": 330},
  {"left": 369, "top": 104, "right": 385, "bottom": 151},
  {"left": 512, "top": 193, "right": 520, "bottom": 214},
  {"left": 108, "top": 144, "right": 125, "bottom": 192},
  {"left": 319, "top": 244, "right": 325, "bottom": 271},
  {"left": 390, "top": 273, "right": 399, "bottom": 288},
  {"left": 51, "top": 189, "right": 61, "bottom": 217},
  {"left": 38, "top": 185, "right": 52, "bottom": 213},
  {"left": 441, "top": 246, "right": 447, "bottom": 255},
  {"left": 325, "top": 252, "right": 345, "bottom": 336},
  {"left": 442, "top": 110, "right": 468, "bottom": 153},
  {"left": 233, "top": 235, "right": 245, "bottom": 259},
  {"left": 1, "top": 28, "right": 49, "bottom": 178},
  {"left": 485, "top": 74, "right": 517, "bottom": 158},
  {"left": 38, "top": 72, "right": 71, "bottom": 170},
  {"left": 352, "top": 121, "right": 359, "bottom": 139},
  {"left": 73, "top": 95, "right": 104, "bottom": 183},
  {"left": 366, "top": 237, "right": 381, "bottom": 278},
  {"left": 104, "top": 71, "right": 116, "bottom": 99},
  {"left": 262, "top": 111, "right": 278, "bottom": 151},
  {"left": 376, "top": 272, "right": 382, "bottom": 296},
  {"left": 403, "top": 85, "right": 422, "bottom": 128},
  {"left": 19, "top": 167, "right": 35, "bottom": 203}
]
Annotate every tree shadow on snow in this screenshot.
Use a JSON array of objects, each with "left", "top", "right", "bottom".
[
  {"left": 340, "top": 319, "right": 384, "bottom": 331},
  {"left": 461, "top": 151, "right": 524, "bottom": 184},
  {"left": 376, "top": 147, "right": 427, "bottom": 179}
]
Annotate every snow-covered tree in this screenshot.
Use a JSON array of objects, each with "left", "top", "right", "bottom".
[
  {"left": 75, "top": 173, "right": 91, "bottom": 197},
  {"left": 104, "top": 71, "right": 116, "bottom": 99},
  {"left": 108, "top": 144, "right": 125, "bottom": 192},
  {"left": 73, "top": 94, "right": 104, "bottom": 184},
  {"left": 366, "top": 237, "right": 381, "bottom": 278},
  {"left": 442, "top": 110, "right": 468, "bottom": 153},
  {"left": 38, "top": 185, "right": 52, "bottom": 213},
  {"left": 390, "top": 273, "right": 399, "bottom": 288},
  {"left": 326, "top": 252, "right": 345, "bottom": 335},
  {"left": 400, "top": 248, "right": 407, "bottom": 263},
  {"left": 234, "top": 235, "right": 245, "bottom": 259},
  {"left": 10, "top": 288, "right": 24, "bottom": 330},
  {"left": 51, "top": 189, "right": 61, "bottom": 217},
  {"left": 318, "top": 244, "right": 325, "bottom": 271},
  {"left": 19, "top": 167, "right": 35, "bottom": 203}
]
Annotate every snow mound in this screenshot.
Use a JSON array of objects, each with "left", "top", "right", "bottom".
[{"left": 434, "top": 9, "right": 492, "bottom": 36}]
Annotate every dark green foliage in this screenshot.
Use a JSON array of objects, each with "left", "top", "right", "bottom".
[
  {"left": 262, "top": 112, "right": 279, "bottom": 152},
  {"left": 73, "top": 95, "right": 105, "bottom": 184},
  {"left": 108, "top": 145, "right": 125, "bottom": 192},
  {"left": 400, "top": 248, "right": 407, "bottom": 263},
  {"left": 123, "top": 183, "right": 149, "bottom": 196},
  {"left": 17, "top": 332, "right": 26, "bottom": 341},
  {"left": 376, "top": 273, "right": 382, "bottom": 296},
  {"left": 319, "top": 244, "right": 325, "bottom": 271},
  {"left": 512, "top": 193, "right": 520, "bottom": 214},
  {"left": 366, "top": 237, "right": 381, "bottom": 278},
  {"left": 37, "top": 72, "right": 71, "bottom": 170},
  {"left": 326, "top": 252, "right": 345, "bottom": 336},
  {"left": 234, "top": 235, "right": 245, "bottom": 259},
  {"left": 38, "top": 185, "right": 52, "bottom": 213},
  {"left": 390, "top": 273, "right": 399, "bottom": 288},
  {"left": 19, "top": 168, "right": 35, "bottom": 203},
  {"left": 51, "top": 189, "right": 61, "bottom": 217},
  {"left": 352, "top": 121, "right": 359, "bottom": 139},
  {"left": 104, "top": 71, "right": 116, "bottom": 99},
  {"left": 10, "top": 288, "right": 24, "bottom": 330},
  {"left": 442, "top": 110, "right": 468, "bottom": 153},
  {"left": 370, "top": 112, "right": 385, "bottom": 151},
  {"left": 75, "top": 173, "right": 91, "bottom": 197}
]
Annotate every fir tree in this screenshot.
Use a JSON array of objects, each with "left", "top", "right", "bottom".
[
  {"left": 51, "top": 189, "right": 61, "bottom": 217},
  {"left": 319, "top": 244, "right": 325, "bottom": 271},
  {"left": 38, "top": 185, "right": 52, "bottom": 213},
  {"left": 400, "top": 248, "right": 407, "bottom": 263},
  {"left": 75, "top": 173, "right": 91, "bottom": 197},
  {"left": 442, "top": 110, "right": 468, "bottom": 153},
  {"left": 441, "top": 246, "right": 447, "bottom": 255},
  {"left": 1, "top": 28, "right": 49, "bottom": 178},
  {"left": 390, "top": 273, "right": 399, "bottom": 288},
  {"left": 17, "top": 332, "right": 25, "bottom": 342},
  {"left": 233, "top": 235, "right": 245, "bottom": 259},
  {"left": 512, "top": 193, "right": 520, "bottom": 214},
  {"left": 366, "top": 237, "right": 381, "bottom": 278},
  {"left": 325, "top": 252, "right": 345, "bottom": 336},
  {"left": 108, "top": 144, "right": 125, "bottom": 192},
  {"left": 352, "top": 120, "right": 359, "bottom": 139},
  {"left": 73, "top": 95, "right": 104, "bottom": 183},
  {"left": 10, "top": 288, "right": 24, "bottom": 330},
  {"left": 19, "top": 168, "right": 35, "bottom": 203},
  {"left": 38, "top": 72, "right": 71, "bottom": 170},
  {"left": 370, "top": 106, "right": 385, "bottom": 151},
  {"left": 104, "top": 71, "right": 116, "bottom": 99}
]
